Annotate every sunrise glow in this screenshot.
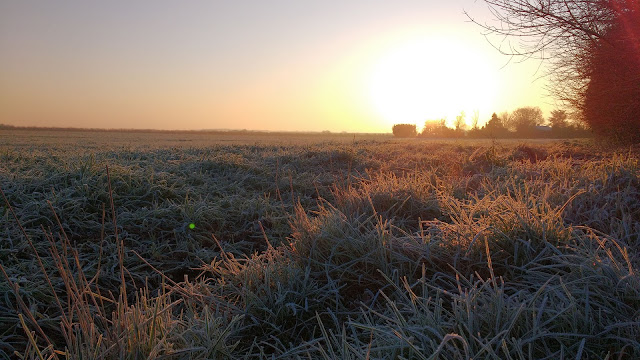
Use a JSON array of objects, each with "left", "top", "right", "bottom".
[
  {"left": 0, "top": 1, "right": 550, "bottom": 133},
  {"left": 368, "top": 36, "right": 499, "bottom": 129}
]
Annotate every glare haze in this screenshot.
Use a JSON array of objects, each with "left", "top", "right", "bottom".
[{"left": 0, "top": 1, "right": 552, "bottom": 132}]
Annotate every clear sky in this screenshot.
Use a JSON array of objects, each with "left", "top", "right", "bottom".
[{"left": 0, "top": 1, "right": 554, "bottom": 133}]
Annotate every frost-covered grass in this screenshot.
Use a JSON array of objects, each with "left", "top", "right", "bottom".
[{"left": 1, "top": 130, "right": 639, "bottom": 359}]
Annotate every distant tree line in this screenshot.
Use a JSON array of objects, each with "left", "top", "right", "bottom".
[
  {"left": 469, "top": 0, "right": 640, "bottom": 144},
  {"left": 393, "top": 106, "right": 592, "bottom": 139}
]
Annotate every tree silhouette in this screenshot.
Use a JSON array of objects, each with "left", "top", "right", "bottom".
[
  {"left": 548, "top": 110, "right": 569, "bottom": 130},
  {"left": 392, "top": 124, "right": 417, "bottom": 137},
  {"left": 421, "top": 119, "right": 459, "bottom": 138},
  {"left": 512, "top": 107, "right": 544, "bottom": 136},
  {"left": 454, "top": 111, "right": 467, "bottom": 137},
  {"left": 498, "top": 111, "right": 514, "bottom": 132},
  {"left": 482, "top": 112, "right": 509, "bottom": 137},
  {"left": 470, "top": 110, "right": 480, "bottom": 130},
  {"left": 469, "top": 0, "right": 640, "bottom": 143},
  {"left": 583, "top": 7, "right": 640, "bottom": 143},
  {"left": 485, "top": 113, "right": 501, "bottom": 129}
]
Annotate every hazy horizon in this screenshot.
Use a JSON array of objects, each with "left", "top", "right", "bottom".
[{"left": 1, "top": 1, "right": 554, "bottom": 133}]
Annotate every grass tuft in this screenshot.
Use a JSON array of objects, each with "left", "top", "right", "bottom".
[{"left": 1, "top": 134, "right": 638, "bottom": 358}]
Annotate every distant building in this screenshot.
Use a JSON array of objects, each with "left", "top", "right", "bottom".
[{"left": 535, "top": 125, "right": 552, "bottom": 132}]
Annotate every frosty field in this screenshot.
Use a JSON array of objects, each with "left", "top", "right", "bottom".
[{"left": 1, "top": 129, "right": 638, "bottom": 359}]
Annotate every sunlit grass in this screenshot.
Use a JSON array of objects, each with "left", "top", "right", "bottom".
[{"left": 1, "top": 133, "right": 638, "bottom": 358}]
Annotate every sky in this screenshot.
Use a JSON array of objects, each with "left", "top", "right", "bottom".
[{"left": 0, "top": 1, "right": 555, "bottom": 133}]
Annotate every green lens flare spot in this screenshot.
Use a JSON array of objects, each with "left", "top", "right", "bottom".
[{"left": 189, "top": 223, "right": 195, "bottom": 230}]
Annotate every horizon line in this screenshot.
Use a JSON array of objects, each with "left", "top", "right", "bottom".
[{"left": 0, "top": 123, "right": 391, "bottom": 135}]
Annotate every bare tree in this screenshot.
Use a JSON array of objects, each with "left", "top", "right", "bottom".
[
  {"left": 512, "top": 106, "right": 544, "bottom": 134},
  {"left": 467, "top": 0, "right": 640, "bottom": 141},
  {"left": 499, "top": 111, "right": 513, "bottom": 132},
  {"left": 467, "top": 0, "right": 612, "bottom": 106},
  {"left": 454, "top": 111, "right": 467, "bottom": 132},
  {"left": 471, "top": 109, "right": 480, "bottom": 130},
  {"left": 548, "top": 109, "right": 568, "bottom": 129}
]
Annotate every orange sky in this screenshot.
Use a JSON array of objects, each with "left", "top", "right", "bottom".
[{"left": 0, "top": 1, "right": 553, "bottom": 133}]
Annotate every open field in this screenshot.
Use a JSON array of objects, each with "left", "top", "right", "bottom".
[{"left": 1, "top": 130, "right": 639, "bottom": 359}]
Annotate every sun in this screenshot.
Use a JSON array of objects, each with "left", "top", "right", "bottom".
[{"left": 367, "top": 36, "right": 499, "bottom": 128}]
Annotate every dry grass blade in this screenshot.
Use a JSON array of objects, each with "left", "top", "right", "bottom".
[{"left": 1, "top": 136, "right": 638, "bottom": 358}]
